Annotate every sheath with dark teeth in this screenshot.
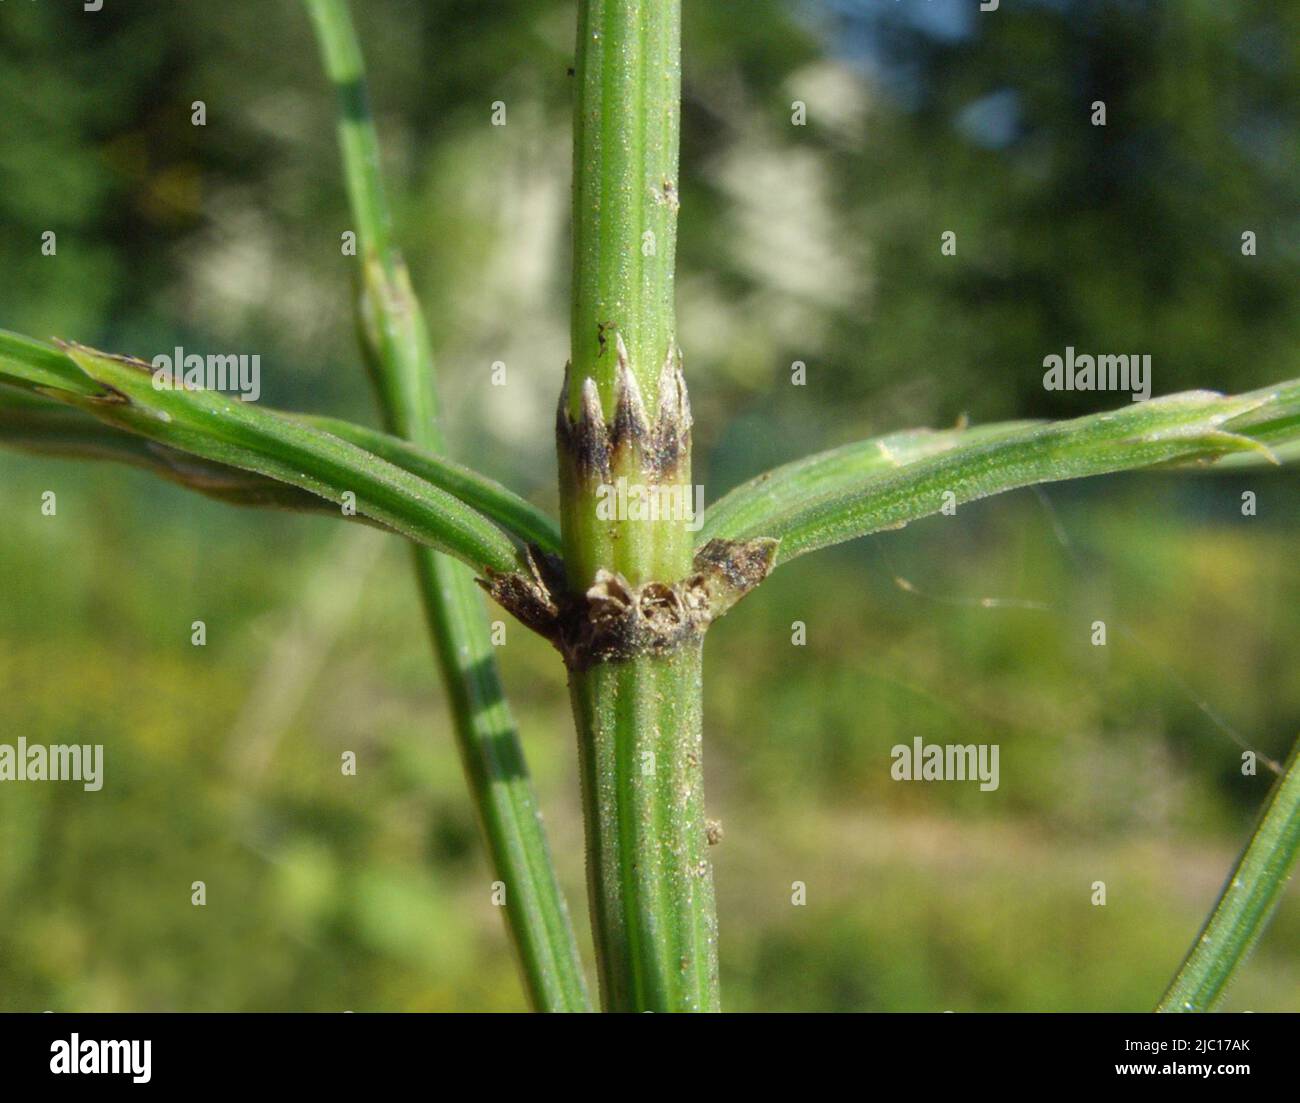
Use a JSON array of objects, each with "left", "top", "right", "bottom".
[{"left": 557, "top": 334, "right": 691, "bottom": 485}]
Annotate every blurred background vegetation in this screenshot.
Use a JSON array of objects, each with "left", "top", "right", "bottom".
[{"left": 0, "top": 0, "right": 1297, "bottom": 1010}]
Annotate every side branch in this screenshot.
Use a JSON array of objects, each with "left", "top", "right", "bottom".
[
  {"left": 0, "top": 330, "right": 560, "bottom": 567},
  {"left": 1158, "top": 738, "right": 1300, "bottom": 1011},
  {"left": 701, "top": 380, "right": 1300, "bottom": 566}
]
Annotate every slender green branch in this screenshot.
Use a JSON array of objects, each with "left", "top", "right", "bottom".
[
  {"left": 0, "top": 343, "right": 561, "bottom": 554},
  {"left": 51, "top": 340, "right": 523, "bottom": 574},
  {"left": 699, "top": 421, "right": 1036, "bottom": 550},
  {"left": 303, "top": 0, "right": 392, "bottom": 263},
  {"left": 701, "top": 381, "right": 1300, "bottom": 564},
  {"left": 302, "top": 413, "right": 559, "bottom": 555},
  {"left": 304, "top": 0, "right": 590, "bottom": 1012},
  {"left": 1158, "top": 739, "right": 1300, "bottom": 1011},
  {"left": 0, "top": 329, "right": 106, "bottom": 398},
  {"left": 0, "top": 385, "right": 336, "bottom": 512}
]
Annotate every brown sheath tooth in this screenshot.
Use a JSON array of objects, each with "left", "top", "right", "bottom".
[
  {"left": 655, "top": 347, "right": 680, "bottom": 425},
  {"left": 674, "top": 365, "right": 692, "bottom": 433},
  {"left": 581, "top": 376, "right": 611, "bottom": 476},
  {"left": 556, "top": 340, "right": 693, "bottom": 482},
  {"left": 555, "top": 360, "right": 572, "bottom": 438},
  {"left": 580, "top": 376, "right": 606, "bottom": 436},
  {"left": 612, "top": 346, "right": 651, "bottom": 463},
  {"left": 614, "top": 331, "right": 632, "bottom": 377},
  {"left": 634, "top": 347, "right": 688, "bottom": 477},
  {"left": 478, "top": 545, "right": 565, "bottom": 644},
  {"left": 560, "top": 375, "right": 611, "bottom": 480},
  {"left": 690, "top": 537, "right": 779, "bottom": 619}
]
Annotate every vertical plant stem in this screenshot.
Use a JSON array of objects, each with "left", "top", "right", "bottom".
[
  {"left": 569, "top": 645, "right": 717, "bottom": 1011},
  {"left": 570, "top": 0, "right": 681, "bottom": 417},
  {"left": 1157, "top": 739, "right": 1300, "bottom": 1011},
  {"left": 562, "top": 0, "right": 719, "bottom": 1011},
  {"left": 304, "top": 0, "right": 590, "bottom": 1012}
]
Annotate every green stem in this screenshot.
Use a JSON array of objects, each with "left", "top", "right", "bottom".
[
  {"left": 305, "top": 0, "right": 590, "bottom": 1012},
  {"left": 303, "top": 0, "right": 393, "bottom": 258},
  {"left": 570, "top": 0, "right": 681, "bottom": 418},
  {"left": 562, "top": 0, "right": 718, "bottom": 1012},
  {"left": 570, "top": 646, "right": 718, "bottom": 1011},
  {"left": 1158, "top": 739, "right": 1300, "bottom": 1011}
]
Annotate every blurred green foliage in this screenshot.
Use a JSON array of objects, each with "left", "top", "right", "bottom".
[{"left": 0, "top": 0, "right": 1296, "bottom": 1010}]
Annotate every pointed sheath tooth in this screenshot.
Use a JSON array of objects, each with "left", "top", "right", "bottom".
[
  {"left": 556, "top": 360, "right": 572, "bottom": 436},
  {"left": 675, "top": 366, "right": 692, "bottom": 433},
  {"left": 580, "top": 375, "right": 605, "bottom": 427},
  {"left": 655, "top": 347, "right": 680, "bottom": 424},
  {"left": 614, "top": 332, "right": 632, "bottom": 377},
  {"left": 565, "top": 375, "right": 610, "bottom": 478},
  {"left": 612, "top": 350, "right": 650, "bottom": 455}
]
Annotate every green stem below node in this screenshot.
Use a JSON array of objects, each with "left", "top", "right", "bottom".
[{"left": 570, "top": 645, "right": 718, "bottom": 1011}]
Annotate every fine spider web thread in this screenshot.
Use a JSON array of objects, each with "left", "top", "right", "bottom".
[{"left": 869, "top": 487, "right": 1284, "bottom": 777}]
